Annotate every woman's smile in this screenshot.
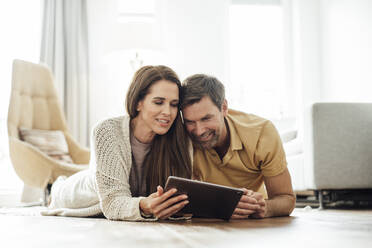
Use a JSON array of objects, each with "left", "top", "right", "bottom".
[{"left": 156, "top": 117, "right": 171, "bottom": 127}]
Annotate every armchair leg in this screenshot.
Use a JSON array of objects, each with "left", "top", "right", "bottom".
[
  {"left": 318, "top": 190, "right": 324, "bottom": 210},
  {"left": 21, "top": 184, "right": 44, "bottom": 205}
]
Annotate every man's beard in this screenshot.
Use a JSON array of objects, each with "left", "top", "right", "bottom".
[{"left": 190, "top": 130, "right": 219, "bottom": 150}]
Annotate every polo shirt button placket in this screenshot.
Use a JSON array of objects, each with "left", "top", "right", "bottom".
[{"left": 210, "top": 150, "right": 221, "bottom": 164}]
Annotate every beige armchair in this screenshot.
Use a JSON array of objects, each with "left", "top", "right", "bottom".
[{"left": 7, "top": 59, "right": 89, "bottom": 200}]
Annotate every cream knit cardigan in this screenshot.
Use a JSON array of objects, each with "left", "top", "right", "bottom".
[
  {"left": 94, "top": 116, "right": 150, "bottom": 221},
  {"left": 42, "top": 116, "right": 191, "bottom": 221}
]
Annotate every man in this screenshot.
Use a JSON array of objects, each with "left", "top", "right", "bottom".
[{"left": 181, "top": 74, "right": 295, "bottom": 219}]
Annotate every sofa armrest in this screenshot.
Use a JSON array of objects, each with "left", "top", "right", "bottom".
[
  {"left": 280, "top": 129, "right": 298, "bottom": 143},
  {"left": 309, "top": 102, "right": 372, "bottom": 189}
]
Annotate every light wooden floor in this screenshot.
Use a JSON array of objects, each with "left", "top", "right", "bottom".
[{"left": 0, "top": 208, "right": 371, "bottom": 248}]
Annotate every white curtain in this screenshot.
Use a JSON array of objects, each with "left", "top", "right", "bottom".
[{"left": 40, "top": 0, "right": 90, "bottom": 146}]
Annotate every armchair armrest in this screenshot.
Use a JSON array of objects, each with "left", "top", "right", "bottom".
[
  {"left": 64, "top": 132, "right": 90, "bottom": 164},
  {"left": 9, "top": 137, "right": 86, "bottom": 188}
]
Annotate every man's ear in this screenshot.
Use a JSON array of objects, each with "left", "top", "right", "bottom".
[{"left": 221, "top": 99, "right": 228, "bottom": 117}]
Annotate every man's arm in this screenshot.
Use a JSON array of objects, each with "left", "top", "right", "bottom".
[
  {"left": 262, "top": 168, "right": 296, "bottom": 218},
  {"left": 231, "top": 168, "right": 296, "bottom": 219},
  {"left": 231, "top": 120, "right": 296, "bottom": 219}
]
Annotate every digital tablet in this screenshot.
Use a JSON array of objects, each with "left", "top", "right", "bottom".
[{"left": 164, "top": 176, "right": 244, "bottom": 220}]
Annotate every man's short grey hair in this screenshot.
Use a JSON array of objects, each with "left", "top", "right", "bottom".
[{"left": 181, "top": 74, "right": 225, "bottom": 110}]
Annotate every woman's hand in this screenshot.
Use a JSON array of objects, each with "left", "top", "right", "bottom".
[{"left": 139, "top": 186, "right": 189, "bottom": 219}]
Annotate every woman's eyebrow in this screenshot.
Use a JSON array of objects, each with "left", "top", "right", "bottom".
[
  {"left": 152, "top": 97, "right": 179, "bottom": 102},
  {"left": 152, "top": 97, "right": 165, "bottom": 100}
]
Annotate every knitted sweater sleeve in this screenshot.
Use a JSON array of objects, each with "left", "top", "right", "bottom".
[{"left": 93, "top": 117, "right": 155, "bottom": 221}]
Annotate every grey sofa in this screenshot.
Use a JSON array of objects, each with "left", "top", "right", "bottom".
[{"left": 304, "top": 103, "right": 372, "bottom": 207}]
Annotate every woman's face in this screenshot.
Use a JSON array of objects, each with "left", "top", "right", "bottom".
[{"left": 136, "top": 80, "right": 179, "bottom": 135}]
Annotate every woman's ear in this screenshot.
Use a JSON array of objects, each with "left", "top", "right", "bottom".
[{"left": 136, "top": 100, "right": 143, "bottom": 112}]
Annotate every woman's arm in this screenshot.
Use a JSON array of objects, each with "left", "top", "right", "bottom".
[{"left": 94, "top": 118, "right": 150, "bottom": 221}]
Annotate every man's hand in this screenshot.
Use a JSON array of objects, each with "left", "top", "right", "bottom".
[
  {"left": 139, "top": 186, "right": 189, "bottom": 219},
  {"left": 249, "top": 191, "right": 267, "bottom": 219},
  {"left": 231, "top": 188, "right": 266, "bottom": 219}
]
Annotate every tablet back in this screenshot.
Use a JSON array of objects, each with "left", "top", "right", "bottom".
[{"left": 165, "top": 176, "right": 244, "bottom": 220}]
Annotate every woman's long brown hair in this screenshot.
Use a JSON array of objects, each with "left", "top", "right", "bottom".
[{"left": 125, "top": 65, "right": 191, "bottom": 195}]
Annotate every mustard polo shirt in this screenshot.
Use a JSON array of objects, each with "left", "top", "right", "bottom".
[{"left": 192, "top": 109, "right": 287, "bottom": 197}]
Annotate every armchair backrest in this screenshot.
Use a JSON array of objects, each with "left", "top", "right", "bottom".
[{"left": 7, "top": 59, "right": 68, "bottom": 139}]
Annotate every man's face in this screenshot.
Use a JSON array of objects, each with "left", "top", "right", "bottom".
[{"left": 182, "top": 96, "right": 227, "bottom": 149}]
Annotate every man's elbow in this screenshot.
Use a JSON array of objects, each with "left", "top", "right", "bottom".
[
  {"left": 278, "top": 193, "right": 297, "bottom": 217},
  {"left": 266, "top": 193, "right": 296, "bottom": 217},
  {"left": 283, "top": 194, "right": 296, "bottom": 216},
  {"left": 286, "top": 193, "right": 296, "bottom": 216}
]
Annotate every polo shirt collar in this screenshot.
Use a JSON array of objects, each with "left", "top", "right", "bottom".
[{"left": 226, "top": 114, "right": 243, "bottom": 151}]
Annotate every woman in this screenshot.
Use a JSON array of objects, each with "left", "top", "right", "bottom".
[{"left": 42, "top": 65, "right": 192, "bottom": 221}]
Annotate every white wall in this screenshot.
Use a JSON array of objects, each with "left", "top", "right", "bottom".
[
  {"left": 293, "top": 0, "right": 372, "bottom": 105},
  {"left": 321, "top": 0, "right": 372, "bottom": 102},
  {"left": 291, "top": 0, "right": 372, "bottom": 132},
  {"left": 87, "top": 0, "right": 372, "bottom": 135},
  {"left": 291, "top": 0, "right": 323, "bottom": 125},
  {"left": 162, "top": 0, "right": 230, "bottom": 82},
  {"left": 87, "top": 0, "right": 231, "bottom": 130},
  {"left": 87, "top": 0, "right": 144, "bottom": 130}
]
